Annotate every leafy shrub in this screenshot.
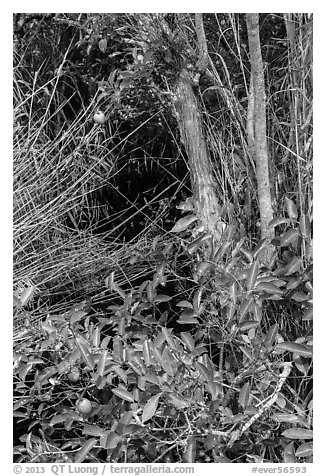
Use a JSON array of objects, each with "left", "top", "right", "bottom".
[{"left": 13, "top": 200, "right": 312, "bottom": 463}]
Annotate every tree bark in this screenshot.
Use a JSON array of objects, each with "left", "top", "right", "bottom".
[
  {"left": 173, "top": 15, "right": 223, "bottom": 241},
  {"left": 175, "top": 70, "right": 223, "bottom": 241},
  {"left": 246, "top": 14, "right": 275, "bottom": 262}
]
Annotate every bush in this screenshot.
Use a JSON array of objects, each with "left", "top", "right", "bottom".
[{"left": 13, "top": 208, "right": 312, "bottom": 463}]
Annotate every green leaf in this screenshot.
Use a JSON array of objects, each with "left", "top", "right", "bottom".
[
  {"left": 195, "top": 361, "right": 212, "bottom": 381},
  {"left": 74, "top": 438, "right": 97, "bottom": 463},
  {"left": 154, "top": 294, "right": 172, "bottom": 303},
  {"left": 142, "top": 393, "right": 161, "bottom": 423},
  {"left": 246, "top": 260, "right": 260, "bottom": 290},
  {"left": 264, "top": 324, "right": 278, "bottom": 348},
  {"left": 254, "top": 282, "right": 283, "bottom": 295},
  {"left": 238, "top": 382, "right": 250, "bottom": 409},
  {"left": 50, "top": 412, "right": 81, "bottom": 426},
  {"left": 239, "top": 321, "right": 260, "bottom": 331},
  {"left": 170, "top": 215, "right": 197, "bottom": 233},
  {"left": 76, "top": 341, "right": 95, "bottom": 370},
  {"left": 180, "top": 332, "right": 194, "bottom": 351},
  {"left": 275, "top": 342, "right": 312, "bottom": 358},
  {"left": 285, "top": 256, "right": 302, "bottom": 275},
  {"left": 112, "top": 387, "right": 135, "bottom": 403},
  {"left": 280, "top": 228, "right": 300, "bottom": 247},
  {"left": 291, "top": 291, "right": 309, "bottom": 302},
  {"left": 272, "top": 413, "right": 301, "bottom": 423},
  {"left": 282, "top": 428, "right": 313, "bottom": 440},
  {"left": 142, "top": 340, "right": 151, "bottom": 365},
  {"left": 97, "top": 350, "right": 108, "bottom": 376},
  {"left": 269, "top": 217, "right": 292, "bottom": 228},
  {"left": 176, "top": 300, "right": 193, "bottom": 309},
  {"left": 161, "top": 347, "right": 178, "bottom": 376},
  {"left": 168, "top": 394, "right": 190, "bottom": 409},
  {"left": 105, "top": 432, "right": 122, "bottom": 450},
  {"left": 82, "top": 425, "right": 107, "bottom": 437},
  {"left": 177, "top": 316, "right": 199, "bottom": 324},
  {"left": 253, "top": 238, "right": 269, "bottom": 259},
  {"left": 238, "top": 298, "right": 254, "bottom": 321},
  {"left": 161, "top": 327, "right": 177, "bottom": 350},
  {"left": 283, "top": 441, "right": 296, "bottom": 463},
  {"left": 295, "top": 442, "right": 313, "bottom": 457},
  {"left": 213, "top": 241, "right": 232, "bottom": 261}
]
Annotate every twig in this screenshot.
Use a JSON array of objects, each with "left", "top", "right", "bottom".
[{"left": 227, "top": 361, "right": 293, "bottom": 448}]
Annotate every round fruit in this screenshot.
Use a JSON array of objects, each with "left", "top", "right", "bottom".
[
  {"left": 93, "top": 112, "right": 106, "bottom": 124},
  {"left": 67, "top": 367, "right": 80, "bottom": 382},
  {"left": 76, "top": 398, "right": 92, "bottom": 415}
]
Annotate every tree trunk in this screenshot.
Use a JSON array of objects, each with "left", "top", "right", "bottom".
[
  {"left": 246, "top": 14, "right": 275, "bottom": 263},
  {"left": 175, "top": 69, "right": 224, "bottom": 241},
  {"left": 174, "top": 14, "right": 224, "bottom": 241}
]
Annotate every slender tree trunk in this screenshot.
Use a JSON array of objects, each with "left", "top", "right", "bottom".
[
  {"left": 174, "top": 14, "right": 224, "bottom": 241},
  {"left": 246, "top": 14, "right": 275, "bottom": 263}
]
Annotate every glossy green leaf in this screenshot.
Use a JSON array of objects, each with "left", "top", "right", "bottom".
[
  {"left": 213, "top": 241, "right": 232, "bottom": 261},
  {"left": 50, "top": 412, "right": 81, "bottom": 426},
  {"left": 82, "top": 425, "right": 107, "bottom": 437},
  {"left": 264, "top": 324, "right": 278, "bottom": 347},
  {"left": 275, "top": 342, "right": 312, "bottom": 358},
  {"left": 195, "top": 361, "right": 212, "bottom": 381},
  {"left": 74, "top": 438, "right": 97, "bottom": 463},
  {"left": 253, "top": 238, "right": 269, "bottom": 259},
  {"left": 97, "top": 350, "right": 108, "bottom": 376},
  {"left": 105, "top": 432, "right": 122, "bottom": 450},
  {"left": 142, "top": 393, "right": 161, "bottom": 423},
  {"left": 291, "top": 291, "right": 309, "bottom": 302},
  {"left": 161, "top": 327, "right": 177, "bottom": 350},
  {"left": 238, "top": 382, "right": 250, "bottom": 409},
  {"left": 112, "top": 387, "right": 135, "bottom": 403},
  {"left": 283, "top": 441, "right": 296, "bottom": 463},
  {"left": 285, "top": 256, "right": 302, "bottom": 275},
  {"left": 269, "top": 217, "right": 292, "bottom": 228},
  {"left": 254, "top": 282, "right": 283, "bottom": 295},
  {"left": 239, "top": 321, "right": 260, "bottom": 331},
  {"left": 170, "top": 214, "right": 197, "bottom": 233},
  {"left": 238, "top": 298, "right": 254, "bottom": 321},
  {"left": 272, "top": 413, "right": 301, "bottom": 423},
  {"left": 161, "top": 347, "right": 178, "bottom": 376},
  {"left": 76, "top": 342, "right": 95, "bottom": 370},
  {"left": 168, "top": 395, "right": 190, "bottom": 409},
  {"left": 295, "top": 442, "right": 313, "bottom": 457},
  {"left": 282, "top": 428, "right": 313, "bottom": 440},
  {"left": 246, "top": 260, "right": 260, "bottom": 290},
  {"left": 155, "top": 294, "right": 172, "bottom": 303},
  {"left": 280, "top": 228, "right": 300, "bottom": 247},
  {"left": 176, "top": 300, "right": 193, "bottom": 309},
  {"left": 180, "top": 332, "right": 194, "bottom": 351}
]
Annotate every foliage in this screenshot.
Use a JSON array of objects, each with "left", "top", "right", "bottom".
[
  {"left": 14, "top": 209, "right": 312, "bottom": 462},
  {"left": 13, "top": 13, "right": 313, "bottom": 463}
]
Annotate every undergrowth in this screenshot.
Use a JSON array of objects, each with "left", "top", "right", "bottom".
[{"left": 13, "top": 13, "right": 313, "bottom": 464}]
